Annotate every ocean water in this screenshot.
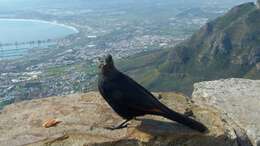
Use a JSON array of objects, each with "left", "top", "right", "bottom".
[{"left": 0, "top": 19, "right": 78, "bottom": 59}]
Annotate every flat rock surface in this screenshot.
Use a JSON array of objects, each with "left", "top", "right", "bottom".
[
  {"left": 0, "top": 92, "right": 242, "bottom": 146},
  {"left": 193, "top": 78, "right": 260, "bottom": 146}
]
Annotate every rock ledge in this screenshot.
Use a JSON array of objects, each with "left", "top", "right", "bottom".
[{"left": 0, "top": 91, "right": 251, "bottom": 146}]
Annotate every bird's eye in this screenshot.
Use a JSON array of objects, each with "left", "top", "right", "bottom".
[{"left": 97, "top": 57, "right": 102, "bottom": 61}]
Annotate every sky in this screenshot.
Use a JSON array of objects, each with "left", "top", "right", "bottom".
[{"left": 0, "top": 0, "right": 254, "bottom": 12}]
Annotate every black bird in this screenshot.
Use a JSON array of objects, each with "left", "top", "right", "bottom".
[{"left": 98, "top": 54, "right": 207, "bottom": 132}]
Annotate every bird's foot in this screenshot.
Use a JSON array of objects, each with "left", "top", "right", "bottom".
[
  {"left": 104, "top": 124, "right": 128, "bottom": 130},
  {"left": 104, "top": 119, "right": 130, "bottom": 130}
]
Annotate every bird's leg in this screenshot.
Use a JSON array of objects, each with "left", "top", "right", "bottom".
[{"left": 105, "top": 119, "right": 131, "bottom": 130}]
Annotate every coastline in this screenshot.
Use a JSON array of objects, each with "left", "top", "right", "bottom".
[{"left": 0, "top": 18, "right": 79, "bottom": 33}]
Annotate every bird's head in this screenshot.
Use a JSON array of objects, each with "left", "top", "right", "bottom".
[{"left": 98, "top": 54, "right": 115, "bottom": 75}]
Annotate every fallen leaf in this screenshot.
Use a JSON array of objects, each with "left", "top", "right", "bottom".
[{"left": 42, "top": 119, "right": 62, "bottom": 128}]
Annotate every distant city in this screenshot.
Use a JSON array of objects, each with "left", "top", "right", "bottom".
[{"left": 0, "top": 0, "right": 254, "bottom": 108}]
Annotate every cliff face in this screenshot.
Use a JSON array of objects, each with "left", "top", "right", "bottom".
[{"left": 0, "top": 91, "right": 249, "bottom": 146}]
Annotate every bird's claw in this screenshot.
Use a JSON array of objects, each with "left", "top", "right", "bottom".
[{"left": 104, "top": 124, "right": 128, "bottom": 130}]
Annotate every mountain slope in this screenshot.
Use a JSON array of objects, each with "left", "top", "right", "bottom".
[{"left": 120, "top": 2, "right": 260, "bottom": 94}]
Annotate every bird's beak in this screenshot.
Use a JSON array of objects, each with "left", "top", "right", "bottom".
[{"left": 97, "top": 57, "right": 104, "bottom": 68}]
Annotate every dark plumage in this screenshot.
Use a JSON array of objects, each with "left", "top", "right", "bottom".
[{"left": 98, "top": 54, "right": 207, "bottom": 132}]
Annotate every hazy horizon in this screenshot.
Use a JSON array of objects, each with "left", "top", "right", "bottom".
[{"left": 0, "top": 0, "right": 254, "bottom": 11}]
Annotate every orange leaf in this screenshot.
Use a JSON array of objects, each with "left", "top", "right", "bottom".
[{"left": 42, "top": 119, "right": 62, "bottom": 128}]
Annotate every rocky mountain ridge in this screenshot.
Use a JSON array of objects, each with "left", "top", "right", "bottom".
[{"left": 120, "top": 1, "right": 260, "bottom": 94}]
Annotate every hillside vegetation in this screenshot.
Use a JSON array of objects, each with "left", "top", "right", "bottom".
[{"left": 120, "top": 2, "right": 260, "bottom": 94}]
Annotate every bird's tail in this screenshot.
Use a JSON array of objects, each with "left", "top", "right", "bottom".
[{"left": 159, "top": 107, "right": 207, "bottom": 133}]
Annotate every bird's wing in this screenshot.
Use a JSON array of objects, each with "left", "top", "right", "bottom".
[{"left": 113, "top": 72, "right": 167, "bottom": 114}]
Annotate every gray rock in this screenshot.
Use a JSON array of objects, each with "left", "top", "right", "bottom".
[{"left": 192, "top": 78, "right": 260, "bottom": 146}]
